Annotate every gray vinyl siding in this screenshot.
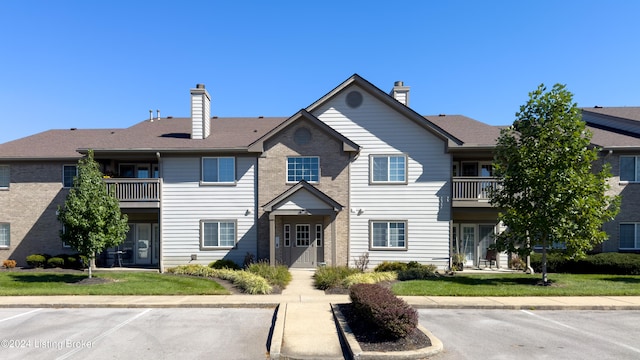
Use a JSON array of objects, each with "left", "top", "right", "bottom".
[
  {"left": 313, "top": 87, "right": 452, "bottom": 269},
  {"left": 161, "top": 156, "right": 257, "bottom": 269}
]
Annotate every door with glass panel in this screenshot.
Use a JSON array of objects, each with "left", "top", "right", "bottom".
[
  {"left": 478, "top": 225, "right": 495, "bottom": 266},
  {"left": 291, "top": 224, "right": 316, "bottom": 268},
  {"left": 136, "top": 223, "right": 152, "bottom": 265},
  {"left": 461, "top": 225, "right": 476, "bottom": 266}
]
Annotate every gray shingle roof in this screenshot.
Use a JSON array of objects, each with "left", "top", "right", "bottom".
[{"left": 426, "top": 115, "right": 504, "bottom": 146}]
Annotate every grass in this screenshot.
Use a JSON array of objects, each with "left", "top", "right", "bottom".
[
  {"left": 0, "top": 271, "right": 229, "bottom": 296},
  {"left": 392, "top": 273, "right": 640, "bottom": 296}
]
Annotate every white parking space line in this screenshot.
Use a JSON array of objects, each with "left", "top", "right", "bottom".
[
  {"left": 521, "top": 310, "right": 640, "bottom": 355},
  {"left": 0, "top": 309, "right": 42, "bottom": 323},
  {"left": 56, "top": 308, "right": 153, "bottom": 360}
]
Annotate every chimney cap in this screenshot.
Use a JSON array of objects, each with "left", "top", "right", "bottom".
[
  {"left": 196, "top": 84, "right": 205, "bottom": 89},
  {"left": 394, "top": 81, "right": 404, "bottom": 86}
]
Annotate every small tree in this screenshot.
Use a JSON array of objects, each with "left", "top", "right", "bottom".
[
  {"left": 491, "top": 84, "right": 619, "bottom": 284},
  {"left": 58, "top": 150, "right": 128, "bottom": 278}
]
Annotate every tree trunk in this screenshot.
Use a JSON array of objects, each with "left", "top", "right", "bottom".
[{"left": 541, "top": 236, "right": 548, "bottom": 285}]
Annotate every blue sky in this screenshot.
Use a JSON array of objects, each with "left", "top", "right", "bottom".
[{"left": 1, "top": 1, "right": 639, "bottom": 144}]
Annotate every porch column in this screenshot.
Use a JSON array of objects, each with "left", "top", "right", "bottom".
[
  {"left": 269, "top": 214, "right": 276, "bottom": 266},
  {"left": 331, "top": 213, "right": 337, "bottom": 266}
]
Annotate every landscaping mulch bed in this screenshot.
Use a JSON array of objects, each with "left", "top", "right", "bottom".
[{"left": 337, "top": 303, "right": 431, "bottom": 352}]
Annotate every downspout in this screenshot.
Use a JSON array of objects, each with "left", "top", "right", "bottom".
[{"left": 157, "top": 151, "right": 164, "bottom": 273}]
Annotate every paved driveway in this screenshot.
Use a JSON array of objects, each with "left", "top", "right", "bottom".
[
  {"left": 420, "top": 309, "right": 640, "bottom": 360},
  {"left": 0, "top": 308, "right": 274, "bottom": 360}
]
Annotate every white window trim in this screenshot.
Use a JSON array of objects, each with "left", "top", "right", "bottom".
[
  {"left": 0, "top": 165, "right": 9, "bottom": 190},
  {"left": 315, "top": 224, "right": 323, "bottom": 247},
  {"left": 0, "top": 223, "right": 9, "bottom": 248},
  {"left": 620, "top": 156, "right": 640, "bottom": 183},
  {"left": 284, "top": 224, "right": 291, "bottom": 247},
  {"left": 294, "top": 224, "right": 311, "bottom": 247},
  {"left": 286, "top": 156, "right": 320, "bottom": 183},
  {"left": 62, "top": 164, "right": 78, "bottom": 188},
  {"left": 369, "top": 154, "right": 408, "bottom": 184},
  {"left": 200, "top": 157, "right": 237, "bottom": 185},
  {"left": 369, "top": 220, "right": 408, "bottom": 251},
  {"left": 200, "top": 220, "right": 237, "bottom": 249},
  {"left": 620, "top": 223, "right": 640, "bottom": 250}
]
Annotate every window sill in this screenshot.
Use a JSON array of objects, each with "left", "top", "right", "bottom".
[
  {"left": 369, "top": 247, "right": 408, "bottom": 251},
  {"left": 200, "top": 246, "right": 235, "bottom": 251},
  {"left": 199, "top": 181, "right": 237, "bottom": 186}
]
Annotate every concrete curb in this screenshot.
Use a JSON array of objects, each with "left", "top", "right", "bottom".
[
  {"left": 331, "top": 303, "right": 444, "bottom": 359},
  {"left": 268, "top": 303, "right": 286, "bottom": 359}
]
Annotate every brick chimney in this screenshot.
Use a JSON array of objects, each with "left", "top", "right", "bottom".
[
  {"left": 390, "top": 81, "right": 410, "bottom": 106},
  {"left": 191, "top": 84, "right": 211, "bottom": 139}
]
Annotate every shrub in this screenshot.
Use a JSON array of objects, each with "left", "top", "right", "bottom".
[
  {"left": 314, "top": 266, "right": 361, "bottom": 290},
  {"left": 343, "top": 271, "right": 397, "bottom": 287},
  {"left": 349, "top": 283, "right": 418, "bottom": 339},
  {"left": 397, "top": 264, "right": 437, "bottom": 281},
  {"left": 530, "top": 252, "right": 640, "bottom": 275},
  {"left": 374, "top": 261, "right": 408, "bottom": 273},
  {"left": 208, "top": 259, "right": 241, "bottom": 270},
  {"left": 2, "top": 259, "right": 16, "bottom": 269},
  {"left": 26, "top": 254, "right": 47, "bottom": 268},
  {"left": 246, "top": 261, "right": 292, "bottom": 288},
  {"left": 47, "top": 257, "right": 65, "bottom": 268}
]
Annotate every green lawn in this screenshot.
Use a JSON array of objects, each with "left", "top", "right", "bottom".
[
  {"left": 0, "top": 271, "right": 229, "bottom": 296},
  {"left": 392, "top": 273, "right": 640, "bottom": 296}
]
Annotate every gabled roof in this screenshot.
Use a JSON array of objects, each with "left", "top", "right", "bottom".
[
  {"left": 263, "top": 180, "right": 343, "bottom": 213},
  {"left": 305, "top": 74, "right": 463, "bottom": 146},
  {"left": 248, "top": 109, "right": 359, "bottom": 153}
]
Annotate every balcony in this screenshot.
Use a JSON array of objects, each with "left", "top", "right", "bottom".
[
  {"left": 452, "top": 177, "right": 501, "bottom": 207},
  {"left": 104, "top": 178, "right": 160, "bottom": 208}
]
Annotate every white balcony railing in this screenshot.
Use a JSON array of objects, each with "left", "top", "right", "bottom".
[
  {"left": 104, "top": 178, "right": 160, "bottom": 202},
  {"left": 452, "top": 177, "right": 501, "bottom": 201}
]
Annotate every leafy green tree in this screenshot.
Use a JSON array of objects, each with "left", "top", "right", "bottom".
[
  {"left": 58, "top": 150, "right": 128, "bottom": 278},
  {"left": 491, "top": 84, "right": 619, "bottom": 284}
]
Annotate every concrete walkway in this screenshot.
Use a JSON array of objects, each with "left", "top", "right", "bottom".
[{"left": 1, "top": 270, "right": 640, "bottom": 359}]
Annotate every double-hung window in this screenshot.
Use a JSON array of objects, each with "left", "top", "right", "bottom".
[
  {"left": 371, "top": 155, "right": 407, "bottom": 183},
  {"left": 0, "top": 165, "right": 9, "bottom": 189},
  {"left": 0, "top": 223, "right": 9, "bottom": 248},
  {"left": 201, "top": 220, "right": 236, "bottom": 248},
  {"left": 370, "top": 221, "right": 407, "bottom": 249},
  {"left": 620, "top": 156, "right": 640, "bottom": 182},
  {"left": 287, "top": 157, "right": 319, "bottom": 183},
  {"left": 620, "top": 223, "right": 640, "bottom": 250},
  {"left": 63, "top": 165, "right": 77, "bottom": 188},
  {"left": 202, "top": 157, "right": 235, "bottom": 184}
]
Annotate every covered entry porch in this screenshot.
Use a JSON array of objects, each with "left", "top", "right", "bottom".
[{"left": 263, "top": 181, "right": 343, "bottom": 268}]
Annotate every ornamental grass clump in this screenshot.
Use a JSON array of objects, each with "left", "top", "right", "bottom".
[
  {"left": 342, "top": 271, "right": 397, "bottom": 288},
  {"left": 349, "top": 283, "right": 418, "bottom": 339},
  {"left": 314, "top": 266, "right": 361, "bottom": 290},
  {"left": 246, "top": 261, "right": 292, "bottom": 288},
  {"left": 167, "top": 264, "right": 272, "bottom": 294}
]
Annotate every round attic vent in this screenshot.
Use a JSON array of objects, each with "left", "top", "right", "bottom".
[
  {"left": 346, "top": 91, "right": 363, "bottom": 108},
  {"left": 294, "top": 127, "right": 312, "bottom": 145}
]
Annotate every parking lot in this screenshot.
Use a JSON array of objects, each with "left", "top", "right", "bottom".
[
  {"left": 0, "top": 307, "right": 275, "bottom": 360},
  {"left": 420, "top": 309, "right": 640, "bottom": 360}
]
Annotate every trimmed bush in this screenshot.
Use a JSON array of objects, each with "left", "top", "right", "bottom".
[
  {"left": 397, "top": 264, "right": 438, "bottom": 280},
  {"left": 209, "top": 259, "right": 241, "bottom": 270},
  {"left": 374, "top": 261, "right": 408, "bottom": 272},
  {"left": 349, "top": 283, "right": 418, "bottom": 339},
  {"left": 26, "top": 254, "right": 47, "bottom": 268},
  {"left": 246, "top": 261, "right": 292, "bottom": 288},
  {"left": 47, "top": 257, "right": 65, "bottom": 268},
  {"left": 530, "top": 252, "right": 640, "bottom": 275},
  {"left": 314, "top": 266, "right": 361, "bottom": 290},
  {"left": 342, "top": 271, "right": 397, "bottom": 287},
  {"left": 2, "top": 259, "right": 16, "bottom": 269}
]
